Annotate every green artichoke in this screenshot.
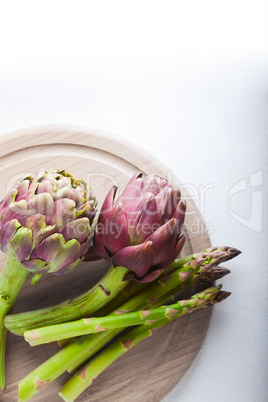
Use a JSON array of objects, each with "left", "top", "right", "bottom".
[{"left": 0, "top": 169, "right": 97, "bottom": 274}]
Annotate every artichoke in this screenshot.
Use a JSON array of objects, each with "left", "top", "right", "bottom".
[
  {"left": 93, "top": 172, "right": 186, "bottom": 282},
  {"left": 0, "top": 169, "right": 97, "bottom": 274},
  {"left": 0, "top": 169, "right": 96, "bottom": 390}
]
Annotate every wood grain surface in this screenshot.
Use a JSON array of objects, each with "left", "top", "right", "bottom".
[{"left": 0, "top": 125, "right": 212, "bottom": 402}]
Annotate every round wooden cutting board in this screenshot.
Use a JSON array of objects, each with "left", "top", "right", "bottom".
[{"left": 0, "top": 125, "right": 212, "bottom": 402}]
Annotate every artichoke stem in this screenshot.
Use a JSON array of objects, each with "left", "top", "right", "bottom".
[
  {"left": 0, "top": 299, "right": 8, "bottom": 390},
  {"left": 5, "top": 265, "right": 130, "bottom": 336},
  {"left": 0, "top": 256, "right": 30, "bottom": 390}
]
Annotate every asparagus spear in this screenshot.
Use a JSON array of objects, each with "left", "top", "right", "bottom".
[
  {"left": 17, "top": 261, "right": 231, "bottom": 401},
  {"left": 5, "top": 246, "right": 239, "bottom": 336},
  {"left": 58, "top": 286, "right": 230, "bottom": 402},
  {"left": 25, "top": 305, "right": 179, "bottom": 346}
]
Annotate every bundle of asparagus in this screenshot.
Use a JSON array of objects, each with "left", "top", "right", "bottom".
[
  {"left": 0, "top": 170, "right": 241, "bottom": 402},
  {"left": 17, "top": 246, "right": 237, "bottom": 402},
  {"left": 59, "top": 286, "right": 230, "bottom": 402}
]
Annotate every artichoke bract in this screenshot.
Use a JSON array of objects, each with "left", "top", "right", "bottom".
[
  {"left": 93, "top": 172, "right": 186, "bottom": 282},
  {"left": 0, "top": 169, "right": 96, "bottom": 390},
  {"left": 0, "top": 169, "right": 97, "bottom": 274}
]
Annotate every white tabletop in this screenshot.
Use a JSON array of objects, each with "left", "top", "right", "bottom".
[{"left": 0, "top": 2, "right": 267, "bottom": 401}]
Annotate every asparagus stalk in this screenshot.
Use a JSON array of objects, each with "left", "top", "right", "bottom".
[
  {"left": 25, "top": 306, "right": 175, "bottom": 346},
  {"left": 0, "top": 257, "right": 31, "bottom": 390},
  {"left": 23, "top": 298, "right": 208, "bottom": 345},
  {"left": 17, "top": 262, "right": 231, "bottom": 401},
  {"left": 5, "top": 246, "right": 239, "bottom": 336},
  {"left": 58, "top": 286, "right": 231, "bottom": 402}
]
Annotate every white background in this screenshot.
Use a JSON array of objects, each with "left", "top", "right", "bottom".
[{"left": 0, "top": 1, "right": 267, "bottom": 401}]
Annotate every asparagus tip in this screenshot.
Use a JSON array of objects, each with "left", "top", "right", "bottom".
[{"left": 215, "top": 291, "right": 231, "bottom": 303}]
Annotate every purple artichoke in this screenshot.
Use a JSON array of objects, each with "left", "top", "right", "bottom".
[
  {"left": 93, "top": 172, "right": 186, "bottom": 282},
  {"left": 0, "top": 170, "right": 97, "bottom": 274}
]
